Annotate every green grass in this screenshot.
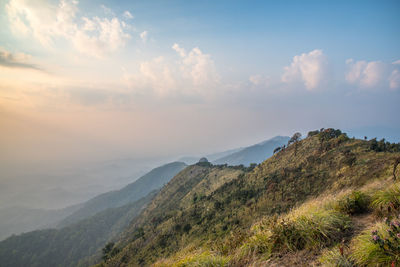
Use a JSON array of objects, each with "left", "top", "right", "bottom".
[
  {"left": 319, "top": 245, "right": 355, "bottom": 267},
  {"left": 372, "top": 183, "right": 400, "bottom": 218},
  {"left": 231, "top": 197, "right": 352, "bottom": 265},
  {"left": 154, "top": 251, "right": 229, "bottom": 267},
  {"left": 351, "top": 221, "right": 400, "bottom": 266},
  {"left": 334, "top": 190, "right": 371, "bottom": 215},
  {"left": 270, "top": 206, "right": 352, "bottom": 251}
]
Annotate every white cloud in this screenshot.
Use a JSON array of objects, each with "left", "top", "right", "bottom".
[
  {"left": 172, "top": 43, "right": 186, "bottom": 57},
  {"left": 281, "top": 49, "right": 328, "bottom": 90},
  {"left": 173, "top": 44, "right": 219, "bottom": 86},
  {"left": 389, "top": 69, "right": 400, "bottom": 90},
  {"left": 124, "top": 44, "right": 219, "bottom": 96},
  {"left": 123, "top": 11, "right": 133, "bottom": 19},
  {"left": 140, "top": 31, "right": 148, "bottom": 43},
  {"left": 6, "top": 0, "right": 131, "bottom": 58},
  {"left": 345, "top": 59, "right": 399, "bottom": 90},
  {"left": 249, "top": 74, "right": 270, "bottom": 87}
]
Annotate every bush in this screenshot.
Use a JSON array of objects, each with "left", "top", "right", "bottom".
[
  {"left": 308, "top": 130, "right": 320, "bottom": 137},
  {"left": 372, "top": 183, "right": 400, "bottom": 218},
  {"left": 335, "top": 191, "right": 371, "bottom": 215},
  {"left": 352, "top": 218, "right": 400, "bottom": 266}
]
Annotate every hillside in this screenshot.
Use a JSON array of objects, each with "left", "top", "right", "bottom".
[
  {"left": 0, "top": 204, "right": 82, "bottom": 241},
  {"left": 0, "top": 191, "right": 156, "bottom": 267},
  {"left": 213, "top": 136, "right": 289, "bottom": 166},
  {"left": 58, "top": 162, "right": 186, "bottom": 227},
  {"left": 99, "top": 129, "right": 400, "bottom": 266}
]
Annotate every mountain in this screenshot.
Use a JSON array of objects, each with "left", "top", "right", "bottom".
[
  {"left": 2, "top": 129, "right": 399, "bottom": 266},
  {"left": 57, "top": 162, "right": 186, "bottom": 228},
  {"left": 98, "top": 129, "right": 399, "bottom": 266},
  {"left": 212, "top": 135, "right": 289, "bottom": 166},
  {"left": 179, "top": 136, "right": 288, "bottom": 166},
  {"left": 0, "top": 192, "right": 156, "bottom": 267},
  {"left": 178, "top": 147, "right": 244, "bottom": 165},
  {"left": 0, "top": 204, "right": 82, "bottom": 241}
]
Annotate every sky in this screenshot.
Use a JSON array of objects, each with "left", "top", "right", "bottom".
[{"left": 0, "top": 0, "right": 399, "bottom": 208}]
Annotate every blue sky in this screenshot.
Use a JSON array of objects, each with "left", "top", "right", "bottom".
[{"left": 0, "top": 0, "right": 399, "bottom": 165}]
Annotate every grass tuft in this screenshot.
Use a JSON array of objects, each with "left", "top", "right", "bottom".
[
  {"left": 234, "top": 196, "right": 352, "bottom": 264},
  {"left": 371, "top": 183, "right": 400, "bottom": 218},
  {"left": 154, "top": 251, "right": 229, "bottom": 267},
  {"left": 319, "top": 245, "right": 355, "bottom": 267}
]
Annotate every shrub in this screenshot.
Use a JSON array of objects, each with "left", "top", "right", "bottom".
[
  {"left": 372, "top": 183, "right": 400, "bottom": 218},
  {"left": 335, "top": 191, "right": 371, "bottom": 215},
  {"left": 308, "top": 130, "right": 320, "bottom": 137},
  {"left": 337, "top": 133, "right": 350, "bottom": 143},
  {"left": 352, "top": 218, "right": 400, "bottom": 266}
]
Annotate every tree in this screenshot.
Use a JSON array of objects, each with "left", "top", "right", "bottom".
[
  {"left": 288, "top": 132, "right": 302, "bottom": 156},
  {"left": 288, "top": 132, "right": 302, "bottom": 146}
]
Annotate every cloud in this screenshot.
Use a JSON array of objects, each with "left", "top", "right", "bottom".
[
  {"left": 124, "top": 44, "right": 219, "bottom": 97},
  {"left": 123, "top": 11, "right": 133, "bottom": 19},
  {"left": 5, "top": 0, "right": 131, "bottom": 58},
  {"left": 281, "top": 49, "right": 328, "bottom": 90},
  {"left": 140, "top": 31, "right": 148, "bottom": 43},
  {"left": 126, "top": 56, "right": 177, "bottom": 96},
  {"left": 249, "top": 74, "right": 270, "bottom": 87},
  {"left": 172, "top": 43, "right": 186, "bottom": 57},
  {"left": 72, "top": 17, "right": 130, "bottom": 58},
  {"left": 0, "top": 47, "right": 40, "bottom": 70},
  {"left": 345, "top": 59, "right": 400, "bottom": 90},
  {"left": 389, "top": 69, "right": 400, "bottom": 90},
  {"left": 173, "top": 43, "right": 219, "bottom": 86}
]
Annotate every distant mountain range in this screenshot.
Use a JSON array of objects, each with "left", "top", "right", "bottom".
[
  {"left": 0, "top": 204, "right": 82, "bottom": 241},
  {"left": 213, "top": 136, "right": 290, "bottom": 166},
  {"left": 179, "top": 136, "right": 289, "bottom": 166},
  {"left": 0, "top": 192, "right": 156, "bottom": 267},
  {"left": 0, "top": 136, "right": 289, "bottom": 241},
  {"left": 57, "top": 161, "right": 187, "bottom": 228}
]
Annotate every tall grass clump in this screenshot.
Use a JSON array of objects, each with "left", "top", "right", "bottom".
[
  {"left": 154, "top": 251, "right": 229, "bottom": 267},
  {"left": 319, "top": 245, "right": 355, "bottom": 267},
  {"left": 269, "top": 208, "right": 351, "bottom": 251},
  {"left": 234, "top": 198, "right": 352, "bottom": 264},
  {"left": 372, "top": 183, "right": 400, "bottom": 218},
  {"left": 335, "top": 191, "right": 371, "bottom": 215},
  {"left": 352, "top": 218, "right": 400, "bottom": 266}
]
